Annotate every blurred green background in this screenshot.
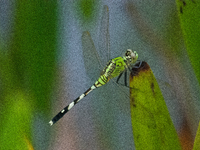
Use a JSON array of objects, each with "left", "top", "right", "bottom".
[
  {"left": 0, "top": 0, "right": 200, "bottom": 150},
  {"left": 0, "top": 1, "right": 57, "bottom": 150}
]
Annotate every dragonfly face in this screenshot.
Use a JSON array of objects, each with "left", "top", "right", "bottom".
[{"left": 125, "top": 49, "right": 138, "bottom": 65}]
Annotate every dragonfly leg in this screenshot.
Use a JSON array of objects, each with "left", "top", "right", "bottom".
[
  {"left": 116, "top": 69, "right": 134, "bottom": 89},
  {"left": 116, "top": 72, "right": 123, "bottom": 84},
  {"left": 133, "top": 60, "right": 142, "bottom": 68},
  {"left": 116, "top": 71, "right": 127, "bottom": 86},
  {"left": 124, "top": 69, "right": 127, "bottom": 86}
]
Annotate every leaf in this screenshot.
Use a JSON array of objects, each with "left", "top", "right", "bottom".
[
  {"left": 129, "top": 62, "right": 181, "bottom": 150},
  {"left": 193, "top": 121, "right": 200, "bottom": 150},
  {"left": 176, "top": 0, "right": 200, "bottom": 86},
  {"left": 0, "top": 91, "right": 33, "bottom": 150},
  {"left": 0, "top": 1, "right": 57, "bottom": 149},
  {"left": 74, "top": 0, "right": 98, "bottom": 24},
  {"left": 10, "top": 0, "right": 57, "bottom": 113}
]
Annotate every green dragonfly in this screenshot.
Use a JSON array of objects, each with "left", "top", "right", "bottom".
[{"left": 49, "top": 5, "right": 141, "bottom": 126}]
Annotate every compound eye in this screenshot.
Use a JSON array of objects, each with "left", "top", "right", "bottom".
[
  {"left": 125, "top": 49, "right": 132, "bottom": 56},
  {"left": 130, "top": 52, "right": 136, "bottom": 59}
]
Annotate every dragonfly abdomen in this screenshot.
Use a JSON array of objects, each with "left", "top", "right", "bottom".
[
  {"left": 49, "top": 74, "right": 110, "bottom": 126},
  {"left": 49, "top": 84, "right": 97, "bottom": 126},
  {"left": 95, "top": 74, "right": 109, "bottom": 87}
]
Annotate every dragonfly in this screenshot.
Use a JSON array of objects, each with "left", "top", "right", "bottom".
[{"left": 49, "top": 5, "right": 141, "bottom": 126}]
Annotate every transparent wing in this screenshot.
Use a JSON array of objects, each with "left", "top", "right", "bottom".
[
  {"left": 82, "top": 31, "right": 103, "bottom": 81},
  {"left": 82, "top": 5, "right": 110, "bottom": 81},
  {"left": 97, "top": 5, "right": 110, "bottom": 66}
]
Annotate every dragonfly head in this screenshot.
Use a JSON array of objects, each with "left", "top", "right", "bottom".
[{"left": 125, "top": 49, "right": 138, "bottom": 64}]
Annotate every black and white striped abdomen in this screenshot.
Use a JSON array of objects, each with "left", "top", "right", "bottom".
[{"left": 49, "top": 84, "right": 97, "bottom": 125}]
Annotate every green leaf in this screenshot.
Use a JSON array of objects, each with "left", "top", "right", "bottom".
[
  {"left": 0, "top": 91, "right": 33, "bottom": 150},
  {"left": 74, "top": 0, "right": 98, "bottom": 24},
  {"left": 193, "top": 121, "right": 200, "bottom": 150},
  {"left": 176, "top": 0, "right": 200, "bottom": 86},
  {"left": 0, "top": 1, "right": 58, "bottom": 149},
  {"left": 10, "top": 0, "right": 58, "bottom": 113},
  {"left": 130, "top": 62, "right": 181, "bottom": 150}
]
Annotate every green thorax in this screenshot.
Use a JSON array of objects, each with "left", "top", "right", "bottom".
[
  {"left": 100, "top": 57, "right": 126, "bottom": 79},
  {"left": 95, "top": 50, "right": 138, "bottom": 87},
  {"left": 110, "top": 57, "right": 126, "bottom": 78}
]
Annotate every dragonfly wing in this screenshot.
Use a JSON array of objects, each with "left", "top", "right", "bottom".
[
  {"left": 97, "top": 5, "right": 110, "bottom": 66},
  {"left": 82, "top": 31, "right": 102, "bottom": 81}
]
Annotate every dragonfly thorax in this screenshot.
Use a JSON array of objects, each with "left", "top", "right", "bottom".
[{"left": 124, "top": 49, "right": 138, "bottom": 65}]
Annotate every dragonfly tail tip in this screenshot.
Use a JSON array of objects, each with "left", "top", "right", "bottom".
[{"left": 49, "top": 120, "right": 53, "bottom": 126}]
